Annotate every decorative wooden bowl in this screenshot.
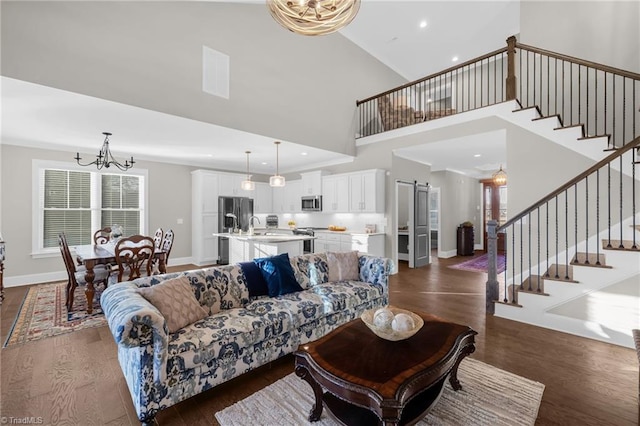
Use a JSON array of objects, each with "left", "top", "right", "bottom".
[{"left": 361, "top": 306, "right": 424, "bottom": 341}]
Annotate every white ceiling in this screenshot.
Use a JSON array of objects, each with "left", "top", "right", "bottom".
[{"left": 1, "top": 1, "right": 519, "bottom": 178}]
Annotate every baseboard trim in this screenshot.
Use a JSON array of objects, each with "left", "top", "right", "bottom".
[
  {"left": 5, "top": 256, "right": 196, "bottom": 287},
  {"left": 440, "top": 249, "right": 457, "bottom": 258}
]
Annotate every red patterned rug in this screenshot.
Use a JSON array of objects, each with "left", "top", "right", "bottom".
[
  {"left": 449, "top": 253, "right": 506, "bottom": 274},
  {"left": 3, "top": 281, "right": 107, "bottom": 347}
]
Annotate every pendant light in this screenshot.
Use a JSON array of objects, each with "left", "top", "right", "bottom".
[
  {"left": 269, "top": 141, "right": 285, "bottom": 187},
  {"left": 240, "top": 151, "right": 255, "bottom": 191},
  {"left": 492, "top": 164, "right": 507, "bottom": 186}
]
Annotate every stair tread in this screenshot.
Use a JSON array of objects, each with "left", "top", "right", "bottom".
[
  {"left": 602, "top": 239, "right": 640, "bottom": 251},
  {"left": 571, "top": 252, "right": 613, "bottom": 268},
  {"left": 578, "top": 134, "right": 610, "bottom": 141},
  {"left": 543, "top": 264, "right": 579, "bottom": 283},
  {"left": 532, "top": 114, "right": 561, "bottom": 122},
  {"left": 520, "top": 275, "right": 550, "bottom": 295}
]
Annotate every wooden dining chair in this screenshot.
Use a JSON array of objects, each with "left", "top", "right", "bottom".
[
  {"left": 93, "top": 227, "right": 112, "bottom": 245},
  {"left": 114, "top": 235, "right": 155, "bottom": 282},
  {"left": 153, "top": 227, "right": 164, "bottom": 250},
  {"left": 161, "top": 229, "right": 174, "bottom": 263},
  {"left": 58, "top": 233, "right": 110, "bottom": 311}
]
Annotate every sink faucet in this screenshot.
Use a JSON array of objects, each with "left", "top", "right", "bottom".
[{"left": 249, "top": 216, "right": 260, "bottom": 235}]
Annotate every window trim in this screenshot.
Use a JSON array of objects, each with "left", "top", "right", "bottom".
[{"left": 32, "top": 159, "right": 149, "bottom": 257}]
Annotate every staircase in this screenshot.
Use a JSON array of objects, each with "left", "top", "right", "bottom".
[{"left": 355, "top": 36, "right": 640, "bottom": 349}]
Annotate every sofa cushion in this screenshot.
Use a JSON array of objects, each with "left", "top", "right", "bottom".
[
  {"left": 289, "top": 253, "right": 329, "bottom": 289},
  {"left": 166, "top": 302, "right": 295, "bottom": 371},
  {"left": 254, "top": 253, "right": 303, "bottom": 297},
  {"left": 239, "top": 261, "right": 269, "bottom": 298},
  {"left": 311, "top": 280, "right": 385, "bottom": 313},
  {"left": 137, "top": 276, "right": 209, "bottom": 333},
  {"left": 327, "top": 251, "right": 360, "bottom": 282}
]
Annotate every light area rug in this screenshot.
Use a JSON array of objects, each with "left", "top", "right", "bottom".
[
  {"left": 3, "top": 281, "right": 107, "bottom": 347},
  {"left": 215, "top": 357, "right": 544, "bottom": 426}
]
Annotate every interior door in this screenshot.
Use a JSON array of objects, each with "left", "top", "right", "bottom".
[{"left": 413, "top": 184, "right": 430, "bottom": 268}]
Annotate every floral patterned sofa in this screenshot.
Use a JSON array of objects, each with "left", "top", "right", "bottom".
[{"left": 100, "top": 252, "right": 392, "bottom": 424}]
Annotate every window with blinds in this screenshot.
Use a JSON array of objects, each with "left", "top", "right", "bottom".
[{"left": 38, "top": 166, "right": 144, "bottom": 250}]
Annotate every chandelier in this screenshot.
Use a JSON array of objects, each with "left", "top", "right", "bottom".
[
  {"left": 75, "top": 132, "right": 135, "bottom": 171},
  {"left": 269, "top": 141, "right": 286, "bottom": 187},
  {"left": 241, "top": 151, "right": 256, "bottom": 191},
  {"left": 266, "top": 0, "right": 361, "bottom": 36},
  {"left": 492, "top": 164, "right": 507, "bottom": 186}
]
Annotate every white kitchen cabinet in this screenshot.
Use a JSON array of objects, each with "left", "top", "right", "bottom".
[
  {"left": 300, "top": 171, "right": 327, "bottom": 196},
  {"left": 313, "top": 231, "right": 385, "bottom": 257},
  {"left": 218, "top": 173, "right": 246, "bottom": 197},
  {"left": 284, "top": 179, "right": 302, "bottom": 212},
  {"left": 349, "top": 169, "right": 385, "bottom": 213},
  {"left": 322, "top": 175, "right": 349, "bottom": 213},
  {"left": 348, "top": 234, "right": 385, "bottom": 257},
  {"left": 192, "top": 170, "right": 220, "bottom": 265},
  {"left": 253, "top": 182, "right": 272, "bottom": 213},
  {"left": 271, "top": 186, "right": 285, "bottom": 213}
]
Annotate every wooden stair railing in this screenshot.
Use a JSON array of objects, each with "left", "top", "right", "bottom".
[
  {"left": 486, "top": 136, "right": 640, "bottom": 313},
  {"left": 356, "top": 36, "right": 640, "bottom": 149}
]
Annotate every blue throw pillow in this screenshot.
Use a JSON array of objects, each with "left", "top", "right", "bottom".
[
  {"left": 254, "top": 253, "right": 303, "bottom": 297},
  {"left": 239, "top": 261, "right": 269, "bottom": 298}
]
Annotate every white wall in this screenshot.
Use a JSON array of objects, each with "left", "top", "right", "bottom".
[
  {"left": 0, "top": 2, "right": 407, "bottom": 156},
  {"left": 520, "top": 1, "right": 640, "bottom": 73}
]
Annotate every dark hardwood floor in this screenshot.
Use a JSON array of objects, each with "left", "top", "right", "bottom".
[{"left": 1, "top": 254, "right": 637, "bottom": 425}]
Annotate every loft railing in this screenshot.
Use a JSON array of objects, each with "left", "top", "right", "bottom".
[
  {"left": 355, "top": 35, "right": 640, "bottom": 314},
  {"left": 486, "top": 137, "right": 639, "bottom": 313},
  {"left": 356, "top": 36, "right": 640, "bottom": 149}
]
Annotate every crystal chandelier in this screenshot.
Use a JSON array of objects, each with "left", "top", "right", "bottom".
[
  {"left": 492, "top": 164, "right": 507, "bottom": 186},
  {"left": 241, "top": 151, "right": 255, "bottom": 191},
  {"left": 266, "top": 0, "right": 361, "bottom": 36},
  {"left": 75, "top": 132, "right": 135, "bottom": 171},
  {"left": 269, "top": 141, "right": 286, "bottom": 187}
]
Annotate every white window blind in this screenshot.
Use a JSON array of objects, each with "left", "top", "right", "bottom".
[
  {"left": 43, "top": 169, "right": 92, "bottom": 247},
  {"left": 34, "top": 161, "right": 147, "bottom": 254}
]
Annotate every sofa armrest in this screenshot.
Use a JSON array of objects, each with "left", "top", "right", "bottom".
[
  {"left": 100, "top": 282, "right": 169, "bottom": 348},
  {"left": 358, "top": 255, "right": 394, "bottom": 290}
]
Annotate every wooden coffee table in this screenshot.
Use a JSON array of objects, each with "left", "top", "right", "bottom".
[{"left": 294, "top": 311, "right": 476, "bottom": 425}]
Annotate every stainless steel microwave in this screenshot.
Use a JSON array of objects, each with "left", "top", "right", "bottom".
[{"left": 301, "top": 195, "right": 322, "bottom": 212}]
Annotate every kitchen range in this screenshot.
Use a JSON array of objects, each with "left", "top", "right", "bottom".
[{"left": 291, "top": 227, "right": 328, "bottom": 254}]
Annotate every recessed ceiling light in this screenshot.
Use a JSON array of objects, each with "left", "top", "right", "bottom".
[
  {"left": 207, "top": 154, "right": 213, "bottom": 157},
  {"left": 474, "top": 154, "right": 481, "bottom": 158},
  {"left": 261, "top": 162, "right": 267, "bottom": 165},
  {"left": 301, "top": 152, "right": 308, "bottom": 156},
  {"left": 452, "top": 56, "right": 459, "bottom": 62},
  {"left": 419, "top": 20, "right": 427, "bottom": 29}
]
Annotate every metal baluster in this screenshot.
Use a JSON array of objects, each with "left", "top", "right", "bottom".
[
  {"left": 585, "top": 175, "right": 590, "bottom": 264},
  {"left": 520, "top": 219, "right": 524, "bottom": 289},
  {"left": 528, "top": 212, "right": 532, "bottom": 291},
  {"left": 607, "top": 163, "right": 612, "bottom": 247},
  {"left": 619, "top": 155, "right": 624, "bottom": 248},
  {"left": 546, "top": 201, "right": 550, "bottom": 277},
  {"left": 596, "top": 170, "right": 601, "bottom": 265},
  {"left": 565, "top": 190, "right": 570, "bottom": 279},
  {"left": 511, "top": 225, "right": 516, "bottom": 303},
  {"left": 633, "top": 148, "right": 637, "bottom": 249},
  {"left": 555, "top": 195, "right": 559, "bottom": 278},
  {"left": 537, "top": 207, "right": 541, "bottom": 292},
  {"left": 574, "top": 183, "right": 578, "bottom": 263}
]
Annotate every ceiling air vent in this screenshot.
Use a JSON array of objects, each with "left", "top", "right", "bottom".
[{"left": 202, "top": 46, "right": 229, "bottom": 99}]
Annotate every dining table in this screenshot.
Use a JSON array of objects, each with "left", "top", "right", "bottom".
[{"left": 74, "top": 243, "right": 167, "bottom": 314}]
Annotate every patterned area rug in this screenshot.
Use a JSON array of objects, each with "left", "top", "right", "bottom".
[
  {"left": 215, "top": 357, "right": 544, "bottom": 426},
  {"left": 449, "top": 253, "right": 506, "bottom": 274},
  {"left": 3, "top": 281, "right": 107, "bottom": 347}
]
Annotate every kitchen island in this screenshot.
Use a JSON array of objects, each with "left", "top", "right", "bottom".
[{"left": 212, "top": 232, "right": 316, "bottom": 264}]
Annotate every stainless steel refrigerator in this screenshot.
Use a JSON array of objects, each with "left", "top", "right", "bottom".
[{"left": 218, "top": 196, "right": 253, "bottom": 264}]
